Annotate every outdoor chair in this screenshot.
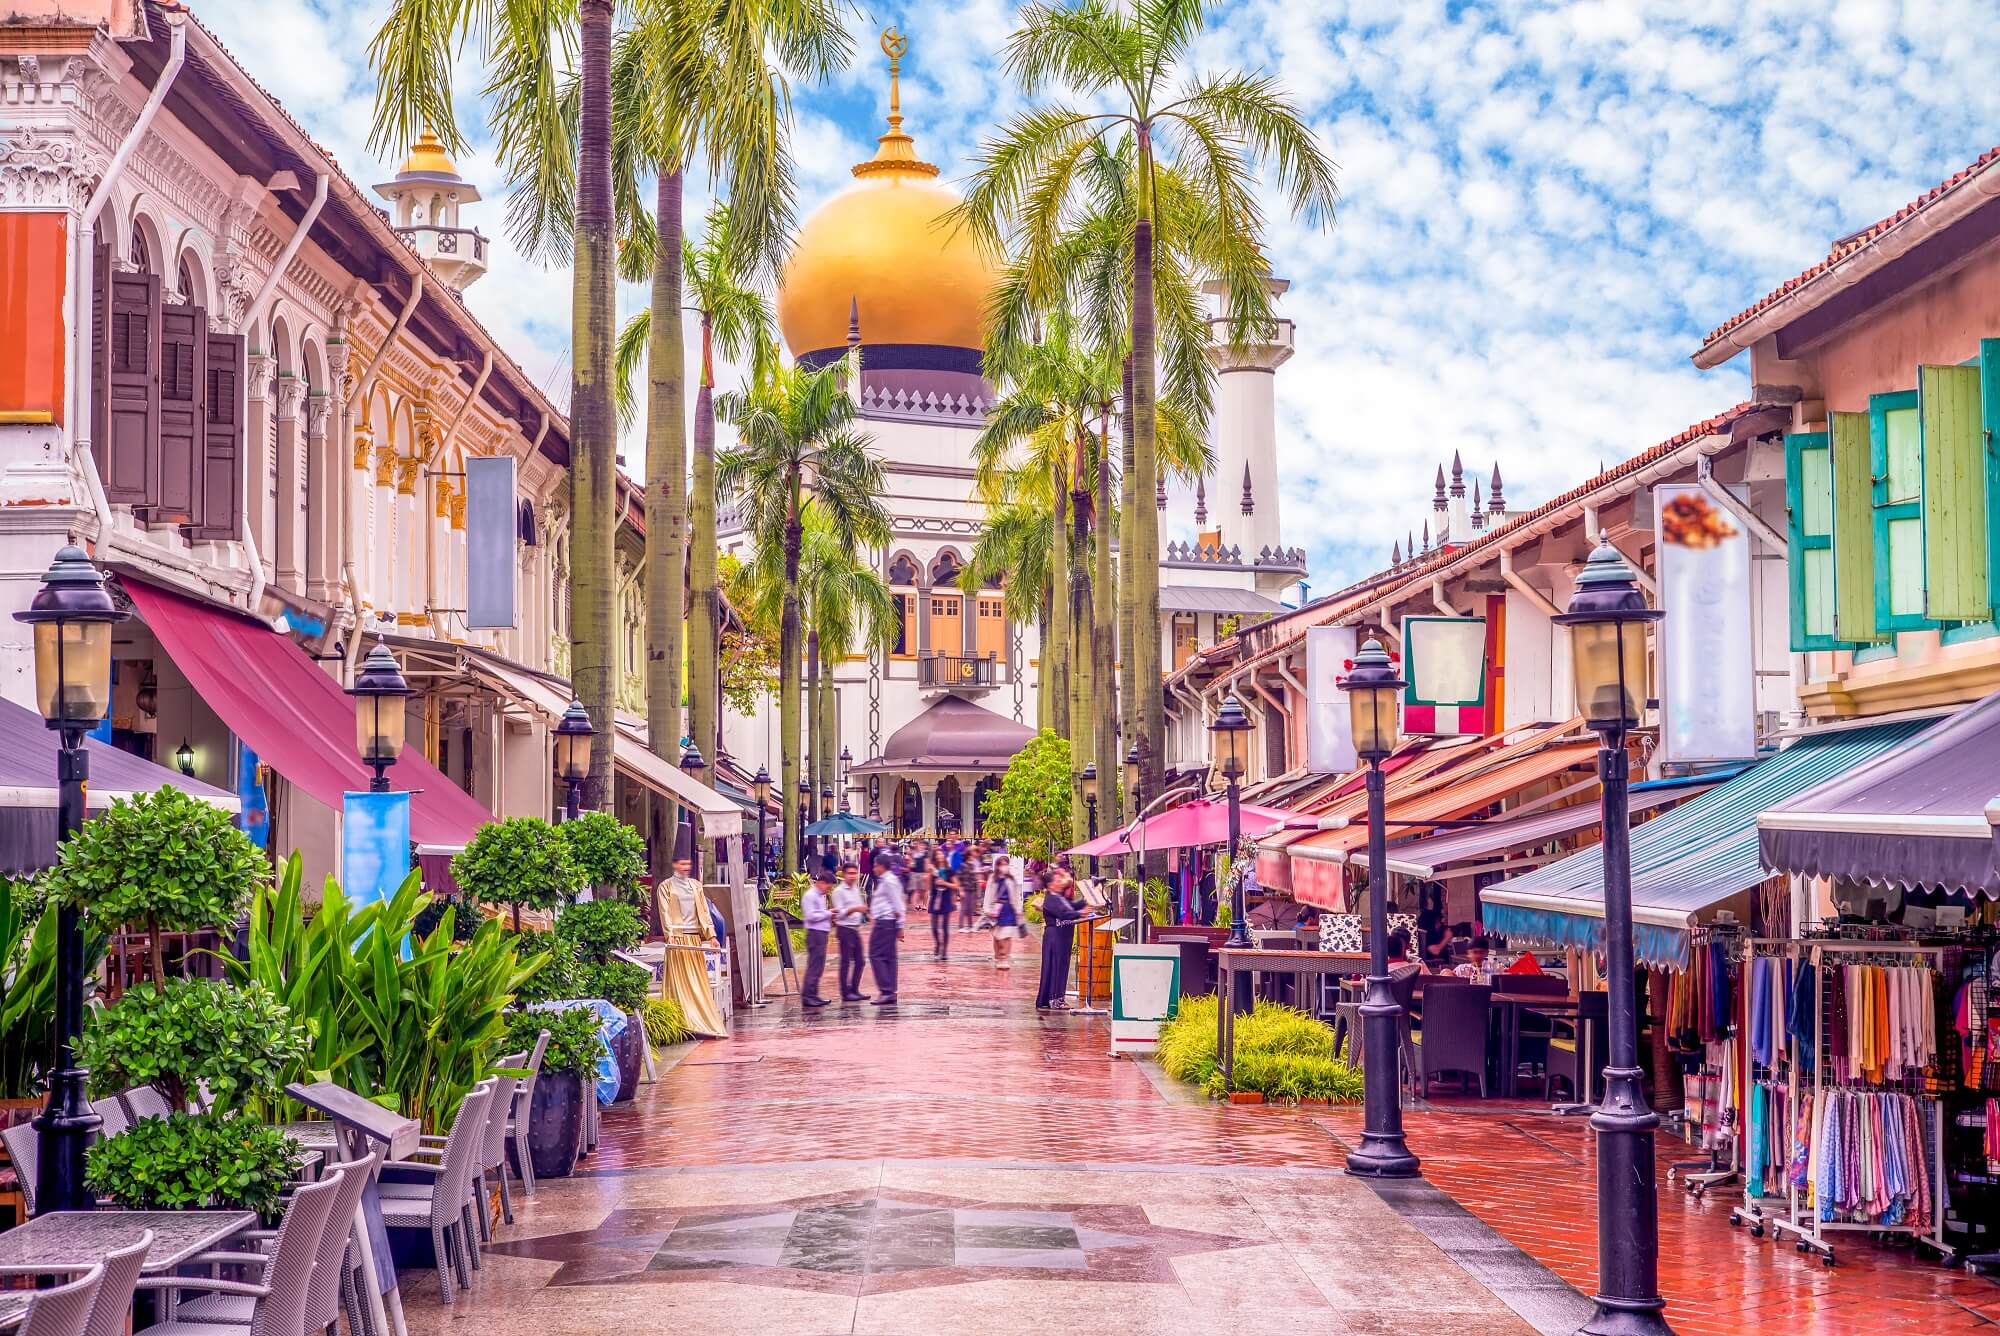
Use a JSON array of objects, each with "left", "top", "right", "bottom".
[
  {"left": 1547, "top": 990, "right": 1610, "bottom": 1104},
  {"left": 506, "top": 1029, "right": 550, "bottom": 1198},
  {"left": 413, "top": 1055, "right": 524, "bottom": 1236},
  {"left": 1412, "top": 981, "right": 1491, "bottom": 1098},
  {"left": 134, "top": 1170, "right": 344, "bottom": 1336},
  {"left": 91, "top": 1084, "right": 174, "bottom": 1137},
  {"left": 3, "top": 1119, "right": 36, "bottom": 1216},
  {"left": 1495, "top": 975, "right": 1568, "bottom": 1089},
  {"left": 80, "top": 1231, "right": 151, "bottom": 1336},
  {"left": 19, "top": 1264, "right": 105, "bottom": 1336},
  {"left": 177, "top": 1153, "right": 378, "bottom": 1336},
  {"left": 378, "top": 1080, "right": 496, "bottom": 1304},
  {"left": 1391, "top": 968, "right": 1421, "bottom": 1104}
]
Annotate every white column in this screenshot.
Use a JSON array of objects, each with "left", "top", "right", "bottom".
[
  {"left": 273, "top": 375, "right": 306, "bottom": 591},
  {"left": 919, "top": 779, "right": 939, "bottom": 833},
  {"left": 244, "top": 354, "right": 277, "bottom": 556},
  {"left": 395, "top": 456, "right": 421, "bottom": 622},
  {"left": 304, "top": 392, "right": 334, "bottom": 600},
  {"left": 372, "top": 445, "right": 397, "bottom": 616},
  {"left": 957, "top": 772, "right": 983, "bottom": 835}
]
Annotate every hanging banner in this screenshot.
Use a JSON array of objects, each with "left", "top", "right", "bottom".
[
  {"left": 1305, "top": 624, "right": 1358, "bottom": 774},
  {"left": 465, "top": 454, "right": 517, "bottom": 629},
  {"left": 1402, "top": 615, "right": 1488, "bottom": 735},
  {"left": 342, "top": 789, "right": 411, "bottom": 908},
  {"left": 1654, "top": 482, "right": 1756, "bottom": 762}
]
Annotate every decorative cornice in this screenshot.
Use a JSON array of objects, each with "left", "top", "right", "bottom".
[
  {"left": 274, "top": 375, "right": 307, "bottom": 419},
  {"left": 856, "top": 381, "right": 988, "bottom": 424},
  {"left": 0, "top": 125, "right": 103, "bottom": 210}
]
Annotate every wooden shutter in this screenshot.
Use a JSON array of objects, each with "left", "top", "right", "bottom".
[
  {"left": 192, "top": 332, "right": 244, "bottom": 540},
  {"left": 89, "top": 241, "right": 108, "bottom": 470},
  {"left": 100, "top": 264, "right": 160, "bottom": 507},
  {"left": 1828, "top": 413, "right": 1885, "bottom": 643},
  {"left": 1919, "top": 363, "right": 1986, "bottom": 619},
  {"left": 1870, "top": 389, "right": 1929, "bottom": 631},
  {"left": 153, "top": 300, "right": 206, "bottom": 525},
  {"left": 1785, "top": 431, "right": 1844, "bottom": 651},
  {"left": 1983, "top": 339, "right": 2000, "bottom": 618}
]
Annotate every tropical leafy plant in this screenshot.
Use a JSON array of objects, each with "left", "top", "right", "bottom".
[
  {"left": 0, "top": 876, "right": 96, "bottom": 1101},
  {"left": 978, "top": 729, "right": 1075, "bottom": 862},
  {"left": 43, "top": 786, "right": 268, "bottom": 985},
  {"left": 1155, "top": 995, "right": 1357, "bottom": 1103},
  {"left": 503, "top": 1005, "right": 604, "bottom": 1077},
  {"left": 76, "top": 979, "right": 309, "bottom": 1115},
  {"left": 558, "top": 813, "right": 647, "bottom": 903},
  {"left": 454, "top": 817, "right": 583, "bottom": 927},
  {"left": 85, "top": 1112, "right": 296, "bottom": 1215}
]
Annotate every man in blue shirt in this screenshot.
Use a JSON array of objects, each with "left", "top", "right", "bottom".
[{"left": 800, "top": 868, "right": 834, "bottom": 1008}]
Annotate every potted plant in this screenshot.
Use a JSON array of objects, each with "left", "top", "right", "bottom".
[
  {"left": 557, "top": 812, "right": 647, "bottom": 905},
  {"left": 503, "top": 1006, "right": 602, "bottom": 1180},
  {"left": 76, "top": 977, "right": 310, "bottom": 1116},
  {"left": 554, "top": 900, "right": 651, "bottom": 1101},
  {"left": 85, "top": 1111, "right": 295, "bottom": 1217},
  {"left": 453, "top": 817, "right": 582, "bottom": 929}
]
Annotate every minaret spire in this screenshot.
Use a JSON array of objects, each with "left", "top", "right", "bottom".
[
  {"left": 854, "top": 29, "right": 939, "bottom": 179},
  {"left": 1449, "top": 451, "right": 1465, "bottom": 498},
  {"left": 1240, "top": 462, "right": 1254, "bottom": 516},
  {"left": 1391, "top": 539, "right": 1402, "bottom": 565},
  {"left": 1432, "top": 465, "right": 1446, "bottom": 512},
  {"left": 1155, "top": 472, "right": 1167, "bottom": 510},
  {"left": 1489, "top": 463, "right": 1505, "bottom": 515},
  {"left": 1470, "top": 480, "right": 1485, "bottom": 532},
  {"left": 1193, "top": 477, "right": 1207, "bottom": 526},
  {"left": 1421, "top": 519, "right": 1431, "bottom": 555}
]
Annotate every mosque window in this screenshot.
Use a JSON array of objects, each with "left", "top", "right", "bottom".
[
  {"left": 887, "top": 554, "right": 919, "bottom": 586},
  {"left": 891, "top": 593, "right": 914, "bottom": 659}
]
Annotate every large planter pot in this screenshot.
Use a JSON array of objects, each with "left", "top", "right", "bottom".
[
  {"left": 526, "top": 1069, "right": 586, "bottom": 1180},
  {"left": 611, "top": 1013, "right": 643, "bottom": 1103}
]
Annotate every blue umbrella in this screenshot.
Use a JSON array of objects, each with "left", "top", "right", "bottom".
[{"left": 802, "top": 811, "right": 889, "bottom": 837}]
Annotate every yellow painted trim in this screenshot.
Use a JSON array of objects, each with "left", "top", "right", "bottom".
[
  {"left": 1801, "top": 645, "right": 2000, "bottom": 718},
  {"left": 0, "top": 410, "right": 56, "bottom": 425}
]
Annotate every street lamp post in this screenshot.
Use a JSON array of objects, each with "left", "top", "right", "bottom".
[
  {"left": 679, "top": 742, "right": 706, "bottom": 877},
  {"left": 1081, "top": 763, "right": 1099, "bottom": 876},
  {"left": 752, "top": 765, "right": 772, "bottom": 897},
  {"left": 1123, "top": 742, "right": 1145, "bottom": 940},
  {"left": 347, "top": 644, "right": 413, "bottom": 793},
  {"left": 1342, "top": 636, "right": 1421, "bottom": 1180},
  {"left": 1554, "top": 540, "right": 1671, "bottom": 1336},
  {"left": 1209, "top": 694, "right": 1254, "bottom": 1016},
  {"left": 15, "top": 545, "right": 127, "bottom": 1214},
  {"left": 553, "top": 699, "right": 595, "bottom": 821},
  {"left": 796, "top": 777, "right": 810, "bottom": 872},
  {"left": 175, "top": 739, "right": 195, "bottom": 777}
]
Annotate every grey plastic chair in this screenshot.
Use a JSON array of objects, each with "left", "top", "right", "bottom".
[
  {"left": 91, "top": 1085, "right": 174, "bottom": 1137},
  {"left": 506, "top": 1029, "right": 550, "bottom": 1198},
  {"left": 3, "top": 1119, "right": 36, "bottom": 1217},
  {"left": 20, "top": 1264, "right": 104, "bottom": 1336},
  {"left": 177, "top": 1154, "right": 377, "bottom": 1336},
  {"left": 414, "top": 1054, "right": 525, "bottom": 1235},
  {"left": 378, "top": 1080, "right": 495, "bottom": 1303},
  {"left": 80, "top": 1231, "right": 150, "bottom": 1336},
  {"left": 134, "top": 1171, "right": 342, "bottom": 1336}
]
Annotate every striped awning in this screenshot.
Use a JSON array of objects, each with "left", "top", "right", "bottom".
[{"left": 1482, "top": 721, "right": 1927, "bottom": 969}]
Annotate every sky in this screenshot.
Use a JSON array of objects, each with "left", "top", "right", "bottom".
[{"left": 200, "top": 0, "right": 2000, "bottom": 593}]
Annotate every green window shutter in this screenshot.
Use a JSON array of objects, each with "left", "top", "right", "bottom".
[
  {"left": 1920, "top": 363, "right": 1987, "bottom": 619},
  {"left": 1982, "top": 339, "right": 2000, "bottom": 618},
  {"left": 1870, "top": 389, "right": 1931, "bottom": 632},
  {"left": 1785, "top": 430, "right": 1844, "bottom": 651},
  {"left": 1828, "top": 412, "right": 1885, "bottom": 643}
]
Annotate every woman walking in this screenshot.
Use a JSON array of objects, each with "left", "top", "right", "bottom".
[
  {"left": 928, "top": 857, "right": 958, "bottom": 960},
  {"left": 983, "top": 852, "right": 1023, "bottom": 970}
]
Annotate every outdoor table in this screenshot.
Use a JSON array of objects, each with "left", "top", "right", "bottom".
[
  {"left": 283, "top": 1083, "right": 422, "bottom": 1336},
  {"left": 0, "top": 1291, "right": 24, "bottom": 1331},
  {"left": 0, "top": 1210, "right": 255, "bottom": 1277},
  {"left": 1489, "top": 995, "right": 1579, "bottom": 1098},
  {"left": 1214, "top": 948, "right": 1368, "bottom": 1092}
]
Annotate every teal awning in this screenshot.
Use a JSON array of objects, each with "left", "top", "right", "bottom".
[{"left": 1481, "top": 721, "right": 1927, "bottom": 970}]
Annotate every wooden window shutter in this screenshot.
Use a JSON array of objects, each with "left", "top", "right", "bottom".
[
  {"left": 1869, "top": 390, "right": 1929, "bottom": 631},
  {"left": 192, "top": 332, "right": 245, "bottom": 540},
  {"left": 1983, "top": 339, "right": 2000, "bottom": 618},
  {"left": 154, "top": 301, "right": 206, "bottom": 525},
  {"left": 1827, "top": 412, "right": 1885, "bottom": 644},
  {"left": 101, "top": 264, "right": 160, "bottom": 507},
  {"left": 90, "top": 242, "right": 109, "bottom": 475},
  {"left": 1918, "top": 362, "right": 1986, "bottom": 620},
  {"left": 1785, "top": 431, "right": 1844, "bottom": 651}
]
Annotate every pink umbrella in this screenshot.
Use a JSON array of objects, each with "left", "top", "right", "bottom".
[{"left": 1064, "top": 797, "right": 1309, "bottom": 858}]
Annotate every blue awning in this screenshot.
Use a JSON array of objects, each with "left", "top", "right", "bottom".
[{"left": 1481, "top": 722, "right": 1927, "bottom": 970}]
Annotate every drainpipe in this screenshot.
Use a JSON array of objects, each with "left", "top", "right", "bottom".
[
  {"left": 70, "top": 12, "right": 187, "bottom": 542},
  {"left": 1430, "top": 577, "right": 1460, "bottom": 616},
  {"left": 1499, "top": 546, "right": 1560, "bottom": 618},
  {"left": 426, "top": 351, "right": 492, "bottom": 632},
  {"left": 341, "top": 277, "right": 423, "bottom": 677},
  {"left": 237, "top": 171, "right": 329, "bottom": 618}
]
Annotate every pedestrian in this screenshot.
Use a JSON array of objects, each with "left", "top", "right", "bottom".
[
  {"left": 867, "top": 850, "right": 906, "bottom": 1005},
  {"left": 832, "top": 859, "right": 868, "bottom": 1002},
  {"left": 983, "top": 852, "right": 1023, "bottom": 970},
  {"left": 959, "top": 844, "right": 981, "bottom": 928},
  {"left": 800, "top": 867, "right": 834, "bottom": 1008},
  {"left": 1036, "top": 866, "right": 1083, "bottom": 1011},
  {"left": 929, "top": 859, "right": 958, "bottom": 960}
]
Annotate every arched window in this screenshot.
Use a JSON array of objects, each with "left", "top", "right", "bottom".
[
  {"left": 177, "top": 256, "right": 197, "bottom": 306},
  {"left": 928, "top": 550, "right": 962, "bottom": 587},
  {"left": 129, "top": 223, "right": 152, "bottom": 273},
  {"left": 887, "top": 554, "right": 919, "bottom": 586}
]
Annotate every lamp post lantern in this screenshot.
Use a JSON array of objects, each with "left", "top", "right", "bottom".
[
  {"left": 679, "top": 742, "right": 706, "bottom": 876},
  {"left": 1341, "top": 636, "right": 1421, "bottom": 1180},
  {"left": 1554, "top": 540, "right": 1671, "bottom": 1336},
  {"left": 752, "top": 765, "right": 772, "bottom": 896},
  {"left": 15, "top": 545, "right": 127, "bottom": 1214},
  {"left": 796, "top": 776, "right": 810, "bottom": 870},
  {"left": 552, "top": 699, "right": 595, "bottom": 821},
  {"left": 1122, "top": 741, "right": 1145, "bottom": 939},
  {"left": 1209, "top": 694, "right": 1255, "bottom": 1013},
  {"left": 175, "top": 739, "right": 195, "bottom": 777},
  {"left": 1081, "top": 763, "right": 1099, "bottom": 875},
  {"left": 346, "top": 643, "right": 412, "bottom": 793}
]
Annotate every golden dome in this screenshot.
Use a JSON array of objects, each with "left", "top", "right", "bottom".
[
  {"left": 398, "top": 130, "right": 460, "bottom": 179},
  {"left": 777, "top": 30, "right": 998, "bottom": 357}
]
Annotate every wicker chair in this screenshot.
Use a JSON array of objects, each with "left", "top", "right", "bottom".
[
  {"left": 134, "top": 1172, "right": 343, "bottom": 1336},
  {"left": 20, "top": 1265, "right": 105, "bottom": 1336},
  {"left": 1412, "top": 981, "right": 1492, "bottom": 1098},
  {"left": 2, "top": 1120, "right": 36, "bottom": 1217},
  {"left": 80, "top": 1231, "right": 151, "bottom": 1336},
  {"left": 91, "top": 1085, "right": 174, "bottom": 1137},
  {"left": 506, "top": 1029, "right": 550, "bottom": 1198},
  {"left": 412, "top": 1054, "right": 525, "bottom": 1236},
  {"left": 379, "top": 1081, "right": 496, "bottom": 1303},
  {"left": 176, "top": 1155, "right": 377, "bottom": 1336}
]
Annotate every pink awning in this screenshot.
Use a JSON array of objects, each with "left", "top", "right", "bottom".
[
  {"left": 1065, "top": 797, "right": 1309, "bottom": 858},
  {"left": 124, "top": 582, "right": 492, "bottom": 850}
]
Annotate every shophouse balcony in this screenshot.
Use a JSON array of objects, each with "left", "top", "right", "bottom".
[{"left": 920, "top": 652, "right": 1002, "bottom": 692}]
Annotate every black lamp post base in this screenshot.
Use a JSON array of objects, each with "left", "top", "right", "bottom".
[
  {"left": 1348, "top": 990, "right": 1421, "bottom": 1180},
  {"left": 1577, "top": 1300, "right": 1675, "bottom": 1336},
  {"left": 1345, "top": 1134, "right": 1421, "bottom": 1179}
]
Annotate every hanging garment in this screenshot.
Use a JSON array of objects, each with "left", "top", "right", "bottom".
[{"left": 1790, "top": 960, "right": 1817, "bottom": 1076}]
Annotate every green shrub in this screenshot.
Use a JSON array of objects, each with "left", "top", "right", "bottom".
[
  {"left": 556, "top": 898, "right": 644, "bottom": 958},
  {"left": 511, "top": 932, "right": 585, "bottom": 1004},
  {"left": 85, "top": 1112, "right": 296, "bottom": 1215},
  {"left": 1156, "top": 994, "right": 1220, "bottom": 1085},
  {"left": 1234, "top": 1002, "right": 1336, "bottom": 1060},
  {"left": 453, "top": 817, "right": 582, "bottom": 925},
  {"left": 76, "top": 978, "right": 310, "bottom": 1115},
  {"left": 1202, "top": 1050, "right": 1364, "bottom": 1103},
  {"left": 1154, "top": 996, "right": 1358, "bottom": 1104},
  {"left": 759, "top": 919, "right": 778, "bottom": 957},
  {"left": 503, "top": 1005, "right": 604, "bottom": 1076},
  {"left": 642, "top": 996, "right": 691, "bottom": 1047},
  {"left": 0, "top": 875, "right": 102, "bottom": 1101},
  {"left": 558, "top": 813, "right": 647, "bottom": 903},
  {"left": 580, "top": 959, "right": 651, "bottom": 1013}
]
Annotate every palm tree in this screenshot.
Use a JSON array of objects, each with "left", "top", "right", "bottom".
[
  {"left": 718, "top": 364, "right": 890, "bottom": 872},
  {"left": 958, "top": 0, "right": 1337, "bottom": 812}
]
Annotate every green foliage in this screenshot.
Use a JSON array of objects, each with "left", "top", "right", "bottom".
[
  {"left": 758, "top": 918, "right": 777, "bottom": 957},
  {"left": 1203, "top": 1050, "right": 1364, "bottom": 1103},
  {"left": 44, "top": 787, "right": 267, "bottom": 984},
  {"left": 641, "top": 996, "right": 691, "bottom": 1047},
  {"left": 86, "top": 1112, "right": 296, "bottom": 1215},
  {"left": 1155, "top": 994, "right": 1221, "bottom": 1085},
  {"left": 555, "top": 898, "right": 644, "bottom": 959},
  {"left": 509, "top": 932, "right": 584, "bottom": 1006},
  {"left": 579, "top": 959, "right": 651, "bottom": 1013},
  {"left": 977, "top": 729, "right": 1075, "bottom": 862},
  {"left": 503, "top": 1005, "right": 603, "bottom": 1077},
  {"left": 0, "top": 876, "right": 100, "bottom": 1100},
  {"left": 765, "top": 873, "right": 807, "bottom": 922},
  {"left": 76, "top": 979, "right": 309, "bottom": 1115},
  {"left": 720, "top": 626, "right": 779, "bottom": 715},
  {"left": 453, "top": 817, "right": 582, "bottom": 920},
  {"left": 228, "top": 854, "right": 542, "bottom": 1132},
  {"left": 1156, "top": 997, "right": 1357, "bottom": 1104},
  {"left": 557, "top": 814, "right": 647, "bottom": 902},
  {"left": 1144, "top": 878, "right": 1173, "bottom": 927}
]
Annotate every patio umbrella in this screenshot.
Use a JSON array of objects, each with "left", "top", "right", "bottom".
[
  {"left": 803, "top": 811, "right": 890, "bottom": 837},
  {"left": 1064, "top": 797, "right": 1309, "bottom": 858}
]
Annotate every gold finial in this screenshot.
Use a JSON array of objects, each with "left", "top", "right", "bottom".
[{"left": 854, "top": 25, "right": 938, "bottom": 180}]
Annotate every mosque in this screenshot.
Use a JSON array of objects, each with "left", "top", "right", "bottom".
[{"left": 718, "top": 32, "right": 1310, "bottom": 834}]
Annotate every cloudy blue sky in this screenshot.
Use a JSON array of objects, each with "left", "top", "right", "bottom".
[{"left": 203, "top": 0, "right": 2000, "bottom": 591}]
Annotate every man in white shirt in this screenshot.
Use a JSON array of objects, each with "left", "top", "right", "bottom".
[
  {"left": 831, "top": 861, "right": 869, "bottom": 1002},
  {"left": 800, "top": 868, "right": 834, "bottom": 1008},
  {"left": 867, "top": 850, "right": 907, "bottom": 1006}
]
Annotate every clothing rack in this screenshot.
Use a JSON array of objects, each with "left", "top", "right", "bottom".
[
  {"left": 1669, "top": 921, "right": 1744, "bottom": 1198},
  {"left": 1729, "top": 937, "right": 1796, "bottom": 1235}
]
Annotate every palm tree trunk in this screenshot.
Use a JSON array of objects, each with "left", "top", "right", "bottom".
[
  {"left": 1094, "top": 416, "right": 1119, "bottom": 828},
  {"left": 645, "top": 169, "right": 689, "bottom": 764},
  {"left": 1131, "top": 142, "right": 1164, "bottom": 827},
  {"left": 806, "top": 627, "right": 822, "bottom": 831},
  {"left": 688, "top": 320, "right": 719, "bottom": 771},
  {"left": 1118, "top": 353, "right": 1137, "bottom": 806},
  {"left": 571, "top": 0, "right": 618, "bottom": 810},
  {"left": 780, "top": 508, "right": 804, "bottom": 874},
  {"left": 1036, "top": 607, "right": 1053, "bottom": 732},
  {"left": 1047, "top": 474, "right": 1070, "bottom": 739},
  {"left": 817, "top": 649, "right": 836, "bottom": 813},
  {"left": 1069, "top": 467, "right": 1092, "bottom": 845}
]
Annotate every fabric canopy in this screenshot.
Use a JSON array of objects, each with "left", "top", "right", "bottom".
[
  {"left": 1482, "top": 721, "right": 1927, "bottom": 969},
  {"left": 1067, "top": 797, "right": 1308, "bottom": 858},
  {"left": 124, "top": 581, "right": 493, "bottom": 850},
  {"left": 0, "top": 695, "right": 238, "bottom": 872},
  {"left": 1760, "top": 695, "right": 2000, "bottom": 896}
]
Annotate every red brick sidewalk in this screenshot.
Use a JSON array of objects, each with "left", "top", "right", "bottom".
[{"left": 1321, "top": 1102, "right": 2000, "bottom": 1335}]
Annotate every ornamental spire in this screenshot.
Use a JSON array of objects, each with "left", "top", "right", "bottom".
[
  {"left": 1471, "top": 480, "right": 1485, "bottom": 531},
  {"left": 1433, "top": 465, "right": 1447, "bottom": 512},
  {"left": 1240, "top": 462, "right": 1254, "bottom": 515},
  {"left": 854, "top": 29, "right": 940, "bottom": 179},
  {"left": 1391, "top": 539, "right": 1402, "bottom": 565},
  {"left": 1194, "top": 476, "right": 1207, "bottom": 526},
  {"left": 1156, "top": 471, "right": 1167, "bottom": 510},
  {"left": 1449, "top": 450, "right": 1465, "bottom": 498},
  {"left": 1489, "top": 463, "right": 1505, "bottom": 514}
]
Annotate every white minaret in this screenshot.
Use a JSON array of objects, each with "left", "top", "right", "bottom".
[
  {"left": 373, "top": 131, "right": 489, "bottom": 292},
  {"left": 1202, "top": 269, "right": 1293, "bottom": 563}
]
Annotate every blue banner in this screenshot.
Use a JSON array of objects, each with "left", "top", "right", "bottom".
[
  {"left": 237, "top": 746, "right": 270, "bottom": 848},
  {"left": 342, "top": 790, "right": 411, "bottom": 910}
]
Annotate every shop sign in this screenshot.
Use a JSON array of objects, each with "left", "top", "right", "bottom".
[
  {"left": 1654, "top": 482, "right": 1756, "bottom": 762},
  {"left": 1402, "top": 615, "right": 1487, "bottom": 735},
  {"left": 1305, "top": 624, "right": 1357, "bottom": 773}
]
